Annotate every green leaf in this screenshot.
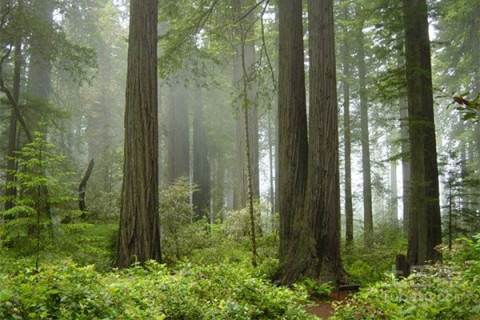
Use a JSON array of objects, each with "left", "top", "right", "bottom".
[{"left": 0, "top": 290, "right": 14, "bottom": 302}]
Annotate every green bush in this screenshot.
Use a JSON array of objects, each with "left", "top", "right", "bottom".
[
  {"left": 342, "top": 224, "right": 406, "bottom": 285},
  {"left": 332, "top": 234, "right": 480, "bottom": 319},
  {"left": 160, "top": 178, "right": 212, "bottom": 265},
  {"left": 332, "top": 267, "right": 480, "bottom": 319},
  {"left": 0, "top": 260, "right": 316, "bottom": 319}
]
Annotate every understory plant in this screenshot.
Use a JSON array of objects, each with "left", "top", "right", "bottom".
[
  {"left": 0, "top": 260, "right": 316, "bottom": 319},
  {"left": 342, "top": 222, "right": 407, "bottom": 285},
  {"left": 1, "top": 130, "right": 81, "bottom": 268},
  {"left": 332, "top": 235, "right": 480, "bottom": 319}
]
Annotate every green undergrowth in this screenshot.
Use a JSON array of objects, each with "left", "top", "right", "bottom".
[
  {"left": 332, "top": 235, "right": 480, "bottom": 319},
  {"left": 342, "top": 225, "right": 407, "bottom": 286},
  {"left": 0, "top": 222, "right": 118, "bottom": 272},
  {"left": 0, "top": 259, "right": 316, "bottom": 320}
]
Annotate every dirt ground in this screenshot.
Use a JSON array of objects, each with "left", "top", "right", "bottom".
[
  {"left": 305, "top": 290, "right": 354, "bottom": 319},
  {"left": 305, "top": 301, "right": 335, "bottom": 318}
]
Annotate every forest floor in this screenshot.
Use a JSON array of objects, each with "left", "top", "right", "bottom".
[
  {"left": 305, "top": 301, "right": 335, "bottom": 318},
  {"left": 305, "top": 291, "right": 354, "bottom": 319}
]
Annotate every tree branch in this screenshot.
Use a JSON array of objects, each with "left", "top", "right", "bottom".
[
  {"left": 0, "top": 47, "right": 32, "bottom": 142},
  {"left": 79, "top": 158, "right": 95, "bottom": 213},
  {"left": 235, "top": 0, "right": 267, "bottom": 24}
]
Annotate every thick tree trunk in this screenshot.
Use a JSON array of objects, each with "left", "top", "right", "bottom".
[
  {"left": 116, "top": 0, "right": 161, "bottom": 268},
  {"left": 306, "top": 0, "right": 343, "bottom": 283},
  {"left": 356, "top": 6, "right": 373, "bottom": 246},
  {"left": 404, "top": 0, "right": 442, "bottom": 265},
  {"left": 277, "top": 0, "right": 310, "bottom": 284}
]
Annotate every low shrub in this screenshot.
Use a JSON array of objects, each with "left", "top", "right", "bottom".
[
  {"left": 0, "top": 260, "right": 317, "bottom": 319},
  {"left": 332, "top": 266, "right": 480, "bottom": 319},
  {"left": 342, "top": 225, "right": 406, "bottom": 285},
  {"left": 332, "top": 234, "right": 480, "bottom": 319}
]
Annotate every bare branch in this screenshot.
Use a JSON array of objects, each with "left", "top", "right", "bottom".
[
  {"left": 235, "top": 0, "right": 267, "bottom": 24},
  {"left": 259, "top": 0, "right": 276, "bottom": 92}
]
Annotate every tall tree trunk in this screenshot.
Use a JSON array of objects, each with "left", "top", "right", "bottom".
[
  {"left": 27, "top": 0, "right": 54, "bottom": 106},
  {"left": 390, "top": 143, "right": 399, "bottom": 228},
  {"left": 232, "top": 0, "right": 259, "bottom": 210},
  {"left": 277, "top": 0, "right": 310, "bottom": 284},
  {"left": 116, "top": 0, "right": 161, "bottom": 268},
  {"left": 306, "top": 0, "right": 343, "bottom": 282},
  {"left": 23, "top": 0, "right": 54, "bottom": 223},
  {"left": 233, "top": 0, "right": 259, "bottom": 265},
  {"left": 356, "top": 6, "right": 373, "bottom": 246},
  {"left": 342, "top": 2, "right": 354, "bottom": 245},
  {"left": 192, "top": 91, "right": 211, "bottom": 221},
  {"left": 166, "top": 78, "right": 190, "bottom": 183},
  {"left": 243, "top": 100, "right": 258, "bottom": 267},
  {"left": 212, "top": 152, "right": 226, "bottom": 222},
  {"left": 404, "top": 0, "right": 442, "bottom": 265}
]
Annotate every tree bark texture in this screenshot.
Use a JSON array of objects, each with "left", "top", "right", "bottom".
[
  {"left": 277, "top": 0, "right": 310, "bottom": 283},
  {"left": 116, "top": 0, "right": 161, "bottom": 268},
  {"left": 404, "top": 0, "right": 442, "bottom": 265},
  {"left": 307, "top": 0, "right": 343, "bottom": 282}
]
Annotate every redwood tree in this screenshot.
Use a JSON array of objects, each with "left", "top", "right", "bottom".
[
  {"left": 355, "top": 4, "right": 373, "bottom": 246},
  {"left": 306, "top": 0, "right": 342, "bottom": 282},
  {"left": 278, "top": 0, "right": 343, "bottom": 284},
  {"left": 403, "top": 0, "right": 442, "bottom": 265},
  {"left": 277, "top": 0, "right": 310, "bottom": 282},
  {"left": 116, "top": 0, "right": 161, "bottom": 268}
]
